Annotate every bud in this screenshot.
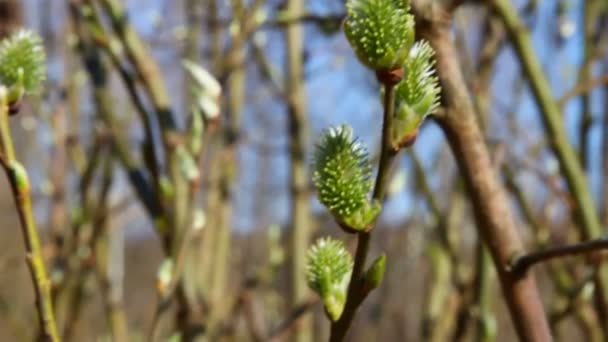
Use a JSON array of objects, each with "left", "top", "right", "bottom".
[
  {"left": 313, "top": 124, "right": 381, "bottom": 231},
  {"left": 306, "top": 237, "right": 353, "bottom": 321},
  {"left": 156, "top": 258, "right": 174, "bottom": 296},
  {"left": 8, "top": 160, "right": 31, "bottom": 193},
  {"left": 0, "top": 30, "right": 47, "bottom": 106},
  {"left": 393, "top": 40, "right": 440, "bottom": 148},
  {"left": 343, "top": 0, "right": 414, "bottom": 71},
  {"left": 182, "top": 59, "right": 221, "bottom": 99},
  {"left": 363, "top": 254, "right": 386, "bottom": 293}
]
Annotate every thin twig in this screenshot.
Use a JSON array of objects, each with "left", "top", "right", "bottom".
[
  {"left": 510, "top": 238, "right": 608, "bottom": 277},
  {"left": 0, "top": 87, "right": 60, "bottom": 341},
  {"left": 268, "top": 297, "right": 320, "bottom": 341},
  {"left": 558, "top": 73, "right": 608, "bottom": 108}
]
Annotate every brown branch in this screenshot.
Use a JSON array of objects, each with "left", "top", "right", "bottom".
[
  {"left": 412, "top": 1, "right": 552, "bottom": 340},
  {"left": 558, "top": 73, "right": 608, "bottom": 108},
  {"left": 510, "top": 238, "right": 608, "bottom": 277},
  {"left": 268, "top": 297, "right": 320, "bottom": 341}
]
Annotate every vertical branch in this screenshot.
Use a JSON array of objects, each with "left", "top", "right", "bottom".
[
  {"left": 198, "top": 0, "right": 222, "bottom": 299},
  {"left": 411, "top": 151, "right": 466, "bottom": 340},
  {"left": 96, "top": 0, "right": 176, "bottom": 134},
  {"left": 600, "top": 12, "right": 608, "bottom": 226},
  {"left": 473, "top": 246, "right": 496, "bottom": 342},
  {"left": 95, "top": 158, "right": 129, "bottom": 342},
  {"left": 412, "top": 2, "right": 551, "bottom": 340},
  {"left": 329, "top": 75, "right": 398, "bottom": 342},
  {"left": 0, "top": 87, "right": 60, "bottom": 342},
  {"left": 492, "top": 0, "right": 608, "bottom": 331},
  {"left": 176, "top": 0, "right": 208, "bottom": 337},
  {"left": 579, "top": 0, "right": 601, "bottom": 170},
  {"left": 285, "top": 0, "right": 312, "bottom": 341},
  {"left": 207, "top": 1, "right": 260, "bottom": 332},
  {"left": 422, "top": 243, "right": 455, "bottom": 341}
]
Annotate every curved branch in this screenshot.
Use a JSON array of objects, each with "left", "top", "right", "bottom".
[{"left": 510, "top": 238, "right": 608, "bottom": 277}]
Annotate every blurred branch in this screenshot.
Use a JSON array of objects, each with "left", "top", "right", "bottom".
[
  {"left": 94, "top": 0, "right": 177, "bottom": 135},
  {"left": 558, "top": 73, "right": 608, "bottom": 108},
  {"left": 264, "top": 13, "right": 344, "bottom": 28},
  {"left": 284, "top": 0, "right": 313, "bottom": 340},
  {"left": 68, "top": 4, "right": 163, "bottom": 220},
  {"left": 268, "top": 297, "right": 320, "bottom": 341},
  {"left": 492, "top": 0, "right": 608, "bottom": 326},
  {"left": 577, "top": 0, "right": 603, "bottom": 170}
]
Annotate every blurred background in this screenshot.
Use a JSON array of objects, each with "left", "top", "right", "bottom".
[{"left": 0, "top": 0, "right": 607, "bottom": 341}]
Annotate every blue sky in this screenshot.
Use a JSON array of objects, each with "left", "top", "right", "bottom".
[{"left": 20, "top": 0, "right": 606, "bottom": 234}]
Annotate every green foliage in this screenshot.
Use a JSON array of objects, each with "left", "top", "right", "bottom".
[
  {"left": 393, "top": 40, "right": 441, "bottom": 143},
  {"left": 306, "top": 237, "right": 353, "bottom": 321},
  {"left": 0, "top": 30, "right": 46, "bottom": 98},
  {"left": 343, "top": 0, "right": 415, "bottom": 71},
  {"left": 313, "top": 124, "right": 381, "bottom": 231}
]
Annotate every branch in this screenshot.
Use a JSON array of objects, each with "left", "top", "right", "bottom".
[
  {"left": 492, "top": 0, "right": 608, "bottom": 326},
  {"left": 510, "top": 238, "right": 608, "bottom": 277},
  {"left": 558, "top": 73, "right": 608, "bottom": 108},
  {"left": 264, "top": 13, "right": 344, "bottom": 28},
  {"left": 411, "top": 0, "right": 552, "bottom": 339},
  {"left": 268, "top": 298, "right": 320, "bottom": 341},
  {"left": 329, "top": 70, "right": 399, "bottom": 342},
  {"left": 0, "top": 87, "right": 60, "bottom": 341}
]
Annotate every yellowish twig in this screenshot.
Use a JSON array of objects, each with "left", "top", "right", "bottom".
[{"left": 0, "top": 86, "right": 60, "bottom": 341}]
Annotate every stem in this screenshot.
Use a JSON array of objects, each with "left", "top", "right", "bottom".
[
  {"left": 373, "top": 81, "right": 397, "bottom": 201},
  {"left": 329, "top": 77, "right": 397, "bottom": 342},
  {"left": 505, "top": 164, "right": 603, "bottom": 338},
  {"left": 559, "top": 73, "right": 608, "bottom": 108},
  {"left": 268, "top": 298, "right": 320, "bottom": 341},
  {"left": 511, "top": 238, "right": 608, "bottom": 277},
  {"left": 412, "top": 2, "right": 551, "bottom": 340},
  {"left": 578, "top": 0, "right": 599, "bottom": 170},
  {"left": 492, "top": 0, "right": 608, "bottom": 330},
  {"left": 285, "top": 0, "right": 312, "bottom": 340},
  {"left": 0, "top": 88, "right": 60, "bottom": 342}
]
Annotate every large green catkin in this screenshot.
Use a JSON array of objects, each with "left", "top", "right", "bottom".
[
  {"left": 313, "top": 125, "right": 371, "bottom": 217},
  {"left": 396, "top": 40, "right": 440, "bottom": 117},
  {"left": 343, "top": 0, "right": 414, "bottom": 71},
  {"left": 393, "top": 40, "right": 441, "bottom": 143},
  {"left": 312, "top": 124, "right": 380, "bottom": 230},
  {"left": 0, "top": 30, "right": 46, "bottom": 94}
]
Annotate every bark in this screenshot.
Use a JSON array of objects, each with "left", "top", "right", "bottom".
[
  {"left": 491, "top": 0, "right": 608, "bottom": 331},
  {"left": 285, "top": 0, "right": 312, "bottom": 341},
  {"left": 412, "top": 2, "right": 551, "bottom": 340}
]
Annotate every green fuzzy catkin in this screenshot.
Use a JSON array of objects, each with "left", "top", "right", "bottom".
[
  {"left": 313, "top": 124, "right": 373, "bottom": 221},
  {"left": 395, "top": 40, "right": 441, "bottom": 118},
  {"left": 344, "top": 0, "right": 415, "bottom": 71},
  {"left": 306, "top": 237, "right": 353, "bottom": 321},
  {"left": 0, "top": 30, "right": 46, "bottom": 95},
  {"left": 392, "top": 40, "right": 441, "bottom": 144}
]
